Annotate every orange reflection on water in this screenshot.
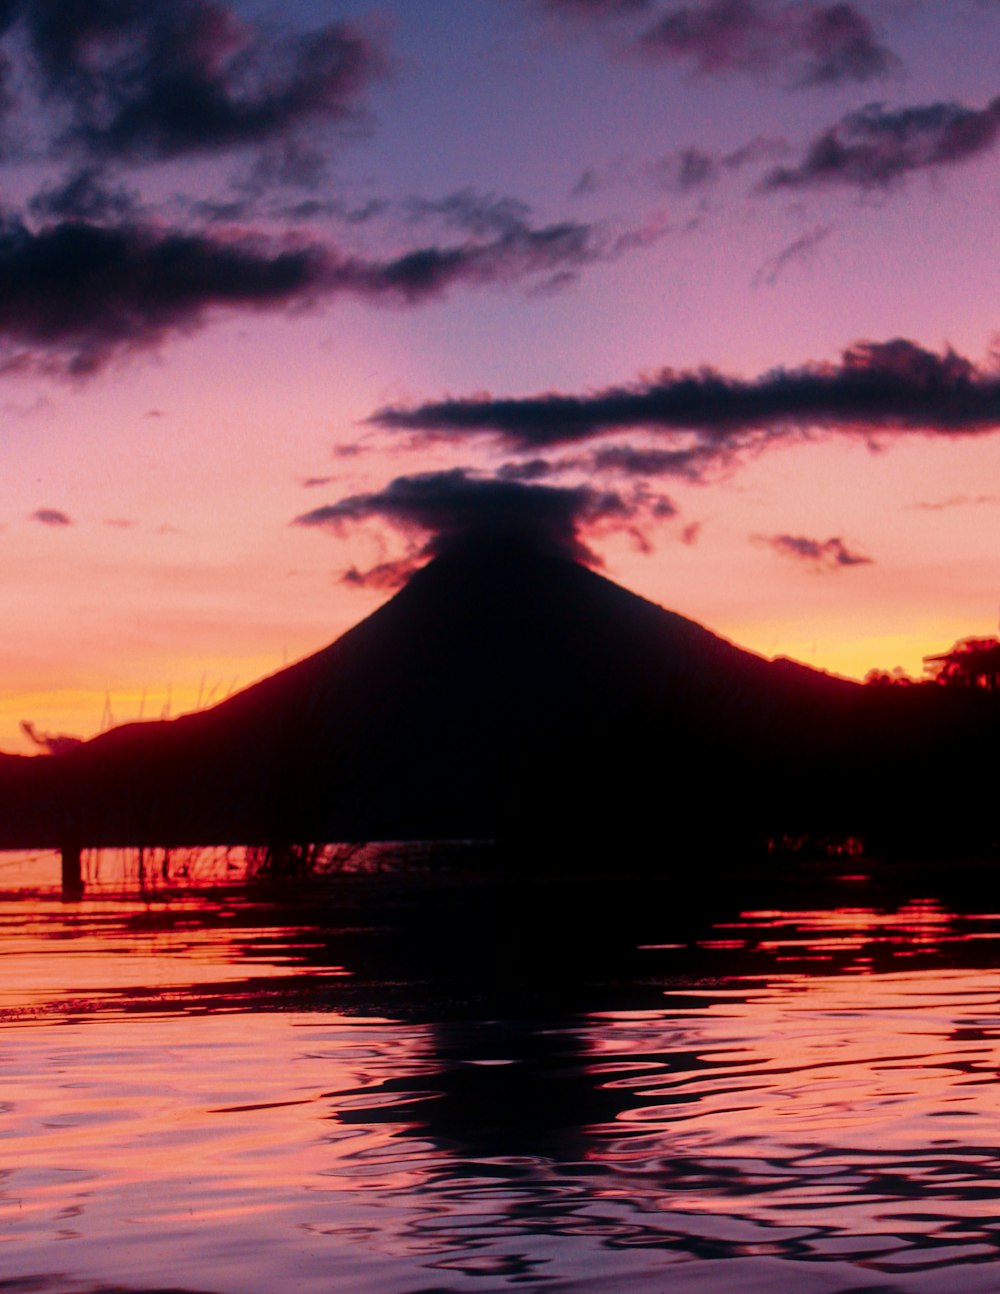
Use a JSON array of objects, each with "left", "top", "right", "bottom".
[
  {"left": 0, "top": 898, "right": 343, "bottom": 1018},
  {"left": 713, "top": 898, "right": 962, "bottom": 962}
]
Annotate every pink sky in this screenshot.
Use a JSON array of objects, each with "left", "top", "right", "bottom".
[{"left": 1, "top": 0, "right": 999, "bottom": 752}]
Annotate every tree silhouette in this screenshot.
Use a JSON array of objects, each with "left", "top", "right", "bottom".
[{"left": 924, "top": 637, "right": 1000, "bottom": 690}]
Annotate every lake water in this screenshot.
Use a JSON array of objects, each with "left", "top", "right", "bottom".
[{"left": 3, "top": 846, "right": 1000, "bottom": 1293}]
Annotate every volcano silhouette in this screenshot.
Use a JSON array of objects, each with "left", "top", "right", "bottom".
[{"left": 2, "top": 541, "right": 993, "bottom": 858}]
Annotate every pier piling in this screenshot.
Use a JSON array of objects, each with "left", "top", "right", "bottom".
[{"left": 61, "top": 842, "right": 84, "bottom": 901}]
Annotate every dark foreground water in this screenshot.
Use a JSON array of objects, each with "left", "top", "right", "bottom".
[{"left": 3, "top": 846, "right": 1000, "bottom": 1293}]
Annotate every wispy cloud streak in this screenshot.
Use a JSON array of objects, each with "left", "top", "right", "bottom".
[
  {"left": 30, "top": 507, "right": 73, "bottom": 526},
  {"left": 764, "top": 95, "right": 1000, "bottom": 189},
  {"left": 763, "top": 532, "right": 872, "bottom": 569}
]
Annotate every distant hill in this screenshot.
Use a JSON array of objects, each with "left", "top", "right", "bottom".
[{"left": 0, "top": 542, "right": 995, "bottom": 859}]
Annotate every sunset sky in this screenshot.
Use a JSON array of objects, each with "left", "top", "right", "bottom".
[{"left": 1, "top": 0, "right": 999, "bottom": 752}]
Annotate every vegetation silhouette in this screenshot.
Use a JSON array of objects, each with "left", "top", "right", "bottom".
[{"left": 925, "top": 636, "right": 1000, "bottom": 691}]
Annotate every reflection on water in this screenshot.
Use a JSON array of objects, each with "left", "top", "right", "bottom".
[{"left": 2, "top": 848, "right": 1000, "bottom": 1292}]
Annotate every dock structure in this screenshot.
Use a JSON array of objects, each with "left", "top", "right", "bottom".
[{"left": 60, "top": 841, "right": 83, "bottom": 900}]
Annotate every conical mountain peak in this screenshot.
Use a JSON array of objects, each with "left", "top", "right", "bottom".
[{"left": 29, "top": 547, "right": 856, "bottom": 850}]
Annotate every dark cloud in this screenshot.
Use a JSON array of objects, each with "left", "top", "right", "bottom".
[
  {"left": 31, "top": 507, "right": 72, "bottom": 526},
  {"left": 496, "top": 445, "right": 713, "bottom": 482},
  {"left": 294, "top": 469, "right": 623, "bottom": 568},
  {"left": 764, "top": 533, "right": 872, "bottom": 569},
  {"left": 249, "top": 186, "right": 664, "bottom": 303},
  {"left": 764, "top": 95, "right": 1000, "bottom": 190},
  {"left": 497, "top": 457, "right": 566, "bottom": 481},
  {"left": 278, "top": 190, "right": 608, "bottom": 282},
  {"left": 371, "top": 338, "right": 1000, "bottom": 473},
  {"left": 538, "top": 0, "right": 654, "bottom": 17},
  {"left": 28, "top": 167, "right": 136, "bottom": 221},
  {"left": 325, "top": 217, "right": 609, "bottom": 301},
  {"left": 4, "top": 0, "right": 384, "bottom": 167},
  {"left": 639, "top": 0, "right": 895, "bottom": 86},
  {"left": 674, "top": 147, "right": 716, "bottom": 190},
  {"left": 293, "top": 468, "right": 676, "bottom": 579},
  {"left": 357, "top": 190, "right": 638, "bottom": 291},
  {"left": 0, "top": 208, "right": 616, "bottom": 375},
  {"left": 641, "top": 0, "right": 779, "bottom": 72},
  {"left": 507, "top": 439, "right": 782, "bottom": 483},
  {"left": 0, "top": 2, "right": 16, "bottom": 35},
  {"left": 796, "top": 3, "right": 896, "bottom": 85},
  {"left": 404, "top": 189, "right": 535, "bottom": 237},
  {"left": 591, "top": 443, "right": 713, "bottom": 478},
  {"left": 575, "top": 136, "right": 789, "bottom": 198},
  {"left": 647, "top": 146, "right": 719, "bottom": 192},
  {"left": 0, "top": 218, "right": 328, "bottom": 374},
  {"left": 281, "top": 196, "right": 390, "bottom": 225},
  {"left": 0, "top": 48, "right": 14, "bottom": 145},
  {"left": 182, "top": 196, "right": 255, "bottom": 224}
]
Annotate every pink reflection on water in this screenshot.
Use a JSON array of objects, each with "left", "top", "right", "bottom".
[
  {"left": 581, "top": 955, "right": 1000, "bottom": 1273},
  {"left": 3, "top": 866, "right": 1000, "bottom": 1291},
  {"left": 0, "top": 1012, "right": 440, "bottom": 1292}
]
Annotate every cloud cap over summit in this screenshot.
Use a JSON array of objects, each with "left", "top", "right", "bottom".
[{"left": 294, "top": 468, "right": 677, "bottom": 585}]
